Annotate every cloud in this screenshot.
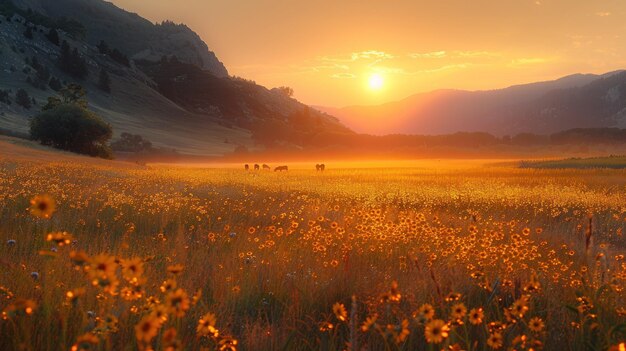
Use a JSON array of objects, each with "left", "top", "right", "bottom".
[
  {"left": 331, "top": 73, "right": 356, "bottom": 79},
  {"left": 596, "top": 11, "right": 611, "bottom": 17},
  {"left": 408, "top": 51, "right": 447, "bottom": 59},
  {"left": 509, "top": 57, "right": 547, "bottom": 65},
  {"left": 416, "top": 63, "right": 469, "bottom": 73},
  {"left": 351, "top": 50, "right": 394, "bottom": 61}
]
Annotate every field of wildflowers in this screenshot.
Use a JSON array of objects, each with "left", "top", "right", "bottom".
[{"left": 0, "top": 152, "right": 625, "bottom": 350}]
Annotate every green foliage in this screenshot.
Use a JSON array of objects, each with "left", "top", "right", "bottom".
[
  {"left": 110, "top": 133, "right": 153, "bottom": 152},
  {"left": 48, "top": 77, "right": 62, "bottom": 91},
  {"left": 30, "top": 104, "right": 113, "bottom": 158},
  {"left": 0, "top": 0, "right": 85, "bottom": 37},
  {"left": 23, "top": 26, "right": 33, "bottom": 39},
  {"left": 46, "top": 28, "right": 59, "bottom": 46},
  {"left": 42, "top": 83, "right": 87, "bottom": 111},
  {"left": 15, "top": 88, "right": 31, "bottom": 109},
  {"left": 59, "top": 41, "right": 88, "bottom": 79},
  {"left": 0, "top": 89, "right": 11, "bottom": 105},
  {"left": 97, "top": 40, "right": 130, "bottom": 67}
]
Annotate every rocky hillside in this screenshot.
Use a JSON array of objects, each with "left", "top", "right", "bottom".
[
  {"left": 0, "top": 0, "right": 351, "bottom": 156},
  {"left": 11, "top": 0, "right": 228, "bottom": 77}
]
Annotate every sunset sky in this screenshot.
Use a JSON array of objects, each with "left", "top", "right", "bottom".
[{"left": 111, "top": 0, "right": 626, "bottom": 107}]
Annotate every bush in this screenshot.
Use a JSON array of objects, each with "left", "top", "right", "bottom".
[
  {"left": 15, "top": 88, "right": 31, "bottom": 109},
  {"left": 30, "top": 104, "right": 113, "bottom": 158},
  {"left": 46, "top": 28, "right": 59, "bottom": 45},
  {"left": 23, "top": 26, "right": 33, "bottom": 39},
  {"left": 111, "top": 133, "right": 153, "bottom": 152},
  {"left": 48, "top": 77, "right": 62, "bottom": 91},
  {"left": 59, "top": 41, "right": 88, "bottom": 78}
]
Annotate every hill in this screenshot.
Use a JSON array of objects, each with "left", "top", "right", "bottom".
[
  {"left": 0, "top": 0, "right": 350, "bottom": 156},
  {"left": 318, "top": 71, "right": 626, "bottom": 136}
]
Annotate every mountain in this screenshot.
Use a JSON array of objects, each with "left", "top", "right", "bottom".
[
  {"left": 11, "top": 0, "right": 228, "bottom": 77},
  {"left": 318, "top": 71, "right": 626, "bottom": 136},
  {"left": 0, "top": 0, "right": 350, "bottom": 156}
]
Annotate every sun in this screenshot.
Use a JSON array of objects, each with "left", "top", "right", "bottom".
[{"left": 368, "top": 74, "right": 384, "bottom": 90}]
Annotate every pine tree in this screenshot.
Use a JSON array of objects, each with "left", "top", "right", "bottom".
[
  {"left": 15, "top": 89, "right": 31, "bottom": 109},
  {"left": 46, "top": 28, "right": 59, "bottom": 46},
  {"left": 23, "top": 27, "right": 33, "bottom": 39}
]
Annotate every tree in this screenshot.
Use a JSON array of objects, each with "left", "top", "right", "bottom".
[
  {"left": 60, "top": 83, "right": 87, "bottom": 107},
  {"left": 98, "top": 68, "right": 111, "bottom": 92},
  {"left": 42, "top": 83, "right": 87, "bottom": 111},
  {"left": 15, "top": 88, "right": 31, "bottom": 109},
  {"left": 23, "top": 26, "right": 33, "bottom": 39},
  {"left": 46, "top": 28, "right": 59, "bottom": 45},
  {"left": 97, "top": 40, "right": 109, "bottom": 54},
  {"left": 275, "top": 86, "right": 294, "bottom": 97},
  {"left": 58, "top": 41, "right": 88, "bottom": 78},
  {"left": 110, "top": 133, "right": 153, "bottom": 152},
  {"left": 30, "top": 104, "right": 113, "bottom": 158},
  {"left": 48, "top": 77, "right": 62, "bottom": 91}
]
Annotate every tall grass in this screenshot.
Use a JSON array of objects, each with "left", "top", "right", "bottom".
[{"left": 0, "top": 159, "right": 625, "bottom": 350}]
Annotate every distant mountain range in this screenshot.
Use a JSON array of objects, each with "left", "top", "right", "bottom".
[
  {"left": 0, "top": 0, "right": 349, "bottom": 156},
  {"left": 317, "top": 71, "right": 626, "bottom": 136}
]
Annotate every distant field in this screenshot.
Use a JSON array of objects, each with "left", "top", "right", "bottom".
[
  {"left": 520, "top": 155, "right": 626, "bottom": 169},
  {"left": 1, "top": 139, "right": 625, "bottom": 350}
]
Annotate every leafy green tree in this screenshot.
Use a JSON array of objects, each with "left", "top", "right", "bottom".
[
  {"left": 15, "top": 88, "right": 31, "bottom": 109},
  {"left": 42, "top": 83, "right": 87, "bottom": 111},
  {"left": 30, "top": 104, "right": 113, "bottom": 158}
]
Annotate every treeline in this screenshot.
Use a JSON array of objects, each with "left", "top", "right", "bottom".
[
  {"left": 0, "top": 0, "right": 85, "bottom": 37},
  {"left": 253, "top": 127, "right": 626, "bottom": 152}
]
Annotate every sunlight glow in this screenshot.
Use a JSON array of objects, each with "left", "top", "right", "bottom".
[{"left": 368, "top": 74, "right": 384, "bottom": 90}]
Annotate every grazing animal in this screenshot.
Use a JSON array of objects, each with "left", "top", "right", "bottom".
[
  {"left": 254, "top": 164, "right": 260, "bottom": 171},
  {"left": 244, "top": 164, "right": 249, "bottom": 171},
  {"left": 262, "top": 164, "right": 270, "bottom": 170},
  {"left": 316, "top": 163, "right": 326, "bottom": 171},
  {"left": 320, "top": 163, "right": 325, "bottom": 171},
  {"left": 315, "top": 164, "right": 321, "bottom": 171},
  {"left": 274, "top": 165, "right": 288, "bottom": 172}
]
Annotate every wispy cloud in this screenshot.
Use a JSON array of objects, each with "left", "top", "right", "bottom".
[
  {"left": 331, "top": 73, "right": 357, "bottom": 79},
  {"left": 509, "top": 57, "right": 548, "bottom": 65},
  {"left": 596, "top": 11, "right": 611, "bottom": 17},
  {"left": 408, "top": 51, "right": 447, "bottom": 59}
]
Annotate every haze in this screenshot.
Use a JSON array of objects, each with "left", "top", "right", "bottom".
[{"left": 109, "top": 0, "right": 626, "bottom": 107}]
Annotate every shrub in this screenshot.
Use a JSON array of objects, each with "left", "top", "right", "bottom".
[
  {"left": 111, "top": 133, "right": 153, "bottom": 152},
  {"left": 15, "top": 88, "right": 31, "bottom": 109},
  {"left": 46, "top": 28, "right": 59, "bottom": 45},
  {"left": 30, "top": 104, "right": 113, "bottom": 158},
  {"left": 59, "top": 41, "right": 88, "bottom": 78}
]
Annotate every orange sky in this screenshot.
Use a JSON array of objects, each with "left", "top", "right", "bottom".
[{"left": 111, "top": 0, "right": 626, "bottom": 107}]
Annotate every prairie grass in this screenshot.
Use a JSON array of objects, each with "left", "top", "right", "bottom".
[{"left": 0, "top": 154, "right": 625, "bottom": 350}]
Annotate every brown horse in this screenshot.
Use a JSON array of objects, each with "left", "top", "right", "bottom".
[
  {"left": 262, "top": 164, "right": 271, "bottom": 170},
  {"left": 244, "top": 164, "right": 249, "bottom": 171},
  {"left": 274, "top": 165, "right": 288, "bottom": 172},
  {"left": 254, "top": 164, "right": 260, "bottom": 171}
]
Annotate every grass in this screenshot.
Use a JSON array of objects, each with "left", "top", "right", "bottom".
[
  {"left": 520, "top": 155, "right": 626, "bottom": 169},
  {"left": 0, "top": 140, "right": 625, "bottom": 350}
]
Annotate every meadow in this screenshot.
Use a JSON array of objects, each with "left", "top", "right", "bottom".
[{"left": 1, "top": 144, "right": 625, "bottom": 350}]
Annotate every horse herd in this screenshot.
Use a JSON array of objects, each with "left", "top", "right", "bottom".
[{"left": 244, "top": 164, "right": 325, "bottom": 172}]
